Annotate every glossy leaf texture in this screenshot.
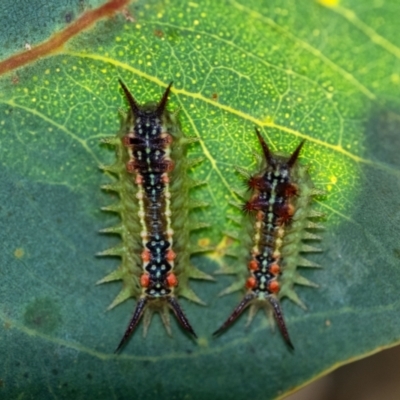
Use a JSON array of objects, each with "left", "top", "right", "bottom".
[{"left": 0, "top": 0, "right": 399, "bottom": 399}]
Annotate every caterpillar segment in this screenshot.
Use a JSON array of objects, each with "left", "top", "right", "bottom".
[
  {"left": 215, "top": 128, "right": 324, "bottom": 348},
  {"left": 99, "top": 80, "right": 211, "bottom": 351}
]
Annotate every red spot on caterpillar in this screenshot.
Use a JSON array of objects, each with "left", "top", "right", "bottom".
[
  {"left": 161, "top": 174, "right": 170, "bottom": 184},
  {"left": 276, "top": 203, "right": 295, "bottom": 223},
  {"left": 246, "top": 276, "right": 257, "bottom": 289},
  {"left": 126, "top": 160, "right": 136, "bottom": 173},
  {"left": 154, "top": 29, "right": 164, "bottom": 38},
  {"left": 141, "top": 250, "right": 151, "bottom": 262},
  {"left": 277, "top": 182, "right": 298, "bottom": 197},
  {"left": 247, "top": 176, "right": 271, "bottom": 192},
  {"left": 256, "top": 211, "right": 264, "bottom": 221},
  {"left": 135, "top": 174, "right": 143, "bottom": 185},
  {"left": 268, "top": 280, "right": 280, "bottom": 294},
  {"left": 269, "top": 263, "right": 280, "bottom": 275},
  {"left": 167, "top": 273, "right": 178, "bottom": 287},
  {"left": 166, "top": 250, "right": 176, "bottom": 262},
  {"left": 123, "top": 135, "right": 133, "bottom": 147},
  {"left": 243, "top": 198, "right": 267, "bottom": 213},
  {"left": 165, "top": 160, "right": 175, "bottom": 172},
  {"left": 248, "top": 260, "right": 258, "bottom": 271},
  {"left": 140, "top": 274, "right": 150, "bottom": 288},
  {"left": 211, "top": 93, "right": 218, "bottom": 100}
]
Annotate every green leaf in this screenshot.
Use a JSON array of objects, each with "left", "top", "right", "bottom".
[{"left": 0, "top": 0, "right": 399, "bottom": 398}]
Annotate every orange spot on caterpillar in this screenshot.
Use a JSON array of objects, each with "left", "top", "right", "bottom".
[
  {"left": 161, "top": 173, "right": 170, "bottom": 184},
  {"left": 123, "top": 135, "right": 133, "bottom": 147},
  {"left": 141, "top": 250, "right": 151, "bottom": 262},
  {"left": 280, "top": 183, "right": 298, "bottom": 197},
  {"left": 279, "top": 203, "right": 296, "bottom": 223},
  {"left": 154, "top": 29, "right": 164, "bottom": 38},
  {"left": 135, "top": 174, "right": 143, "bottom": 185},
  {"left": 246, "top": 276, "right": 257, "bottom": 289},
  {"left": 126, "top": 160, "right": 136, "bottom": 173},
  {"left": 166, "top": 250, "right": 176, "bottom": 262},
  {"left": 243, "top": 198, "right": 267, "bottom": 213},
  {"left": 211, "top": 93, "right": 218, "bottom": 101},
  {"left": 140, "top": 273, "right": 150, "bottom": 287},
  {"left": 167, "top": 273, "right": 178, "bottom": 287},
  {"left": 256, "top": 211, "right": 264, "bottom": 221},
  {"left": 269, "top": 263, "right": 280, "bottom": 275},
  {"left": 165, "top": 160, "right": 175, "bottom": 172},
  {"left": 268, "top": 280, "right": 280, "bottom": 294},
  {"left": 247, "top": 176, "right": 272, "bottom": 192},
  {"left": 242, "top": 201, "right": 258, "bottom": 213},
  {"left": 248, "top": 260, "right": 258, "bottom": 271},
  {"left": 247, "top": 176, "right": 261, "bottom": 190}
]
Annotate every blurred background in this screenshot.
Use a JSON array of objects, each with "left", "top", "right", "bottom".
[{"left": 287, "top": 344, "right": 400, "bottom": 400}]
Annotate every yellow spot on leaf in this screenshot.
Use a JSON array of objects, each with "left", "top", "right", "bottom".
[
  {"left": 330, "top": 175, "right": 338, "bottom": 184},
  {"left": 391, "top": 74, "right": 400, "bottom": 84},
  {"left": 209, "top": 236, "right": 234, "bottom": 263},
  {"left": 197, "top": 336, "right": 209, "bottom": 347},
  {"left": 198, "top": 238, "right": 210, "bottom": 247},
  {"left": 318, "top": 0, "right": 339, "bottom": 7},
  {"left": 14, "top": 248, "right": 24, "bottom": 259}
]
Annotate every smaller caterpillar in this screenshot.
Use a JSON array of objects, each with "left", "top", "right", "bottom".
[
  {"left": 215, "top": 129, "right": 324, "bottom": 348},
  {"left": 99, "top": 81, "right": 211, "bottom": 351}
]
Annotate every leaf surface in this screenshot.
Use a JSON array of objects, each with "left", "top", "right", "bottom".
[{"left": 0, "top": 0, "right": 399, "bottom": 399}]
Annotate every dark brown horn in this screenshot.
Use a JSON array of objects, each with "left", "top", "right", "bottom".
[
  {"left": 287, "top": 140, "right": 305, "bottom": 168},
  {"left": 213, "top": 293, "right": 255, "bottom": 336},
  {"left": 115, "top": 297, "right": 148, "bottom": 353},
  {"left": 156, "top": 82, "right": 173, "bottom": 116},
  {"left": 118, "top": 79, "right": 140, "bottom": 115},
  {"left": 167, "top": 296, "right": 197, "bottom": 338},
  {"left": 268, "top": 296, "right": 294, "bottom": 349},
  {"left": 255, "top": 128, "right": 274, "bottom": 166}
]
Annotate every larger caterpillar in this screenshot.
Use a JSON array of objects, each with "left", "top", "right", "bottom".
[
  {"left": 215, "top": 129, "right": 324, "bottom": 348},
  {"left": 98, "top": 81, "right": 211, "bottom": 351}
]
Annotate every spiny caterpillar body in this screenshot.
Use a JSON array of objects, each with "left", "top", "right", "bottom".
[
  {"left": 215, "top": 129, "right": 324, "bottom": 348},
  {"left": 99, "top": 80, "right": 212, "bottom": 351}
]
